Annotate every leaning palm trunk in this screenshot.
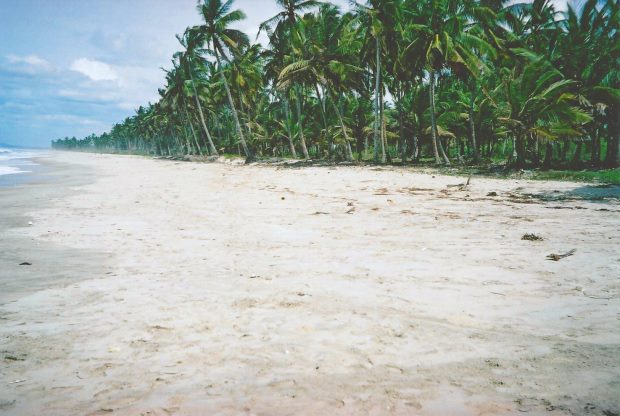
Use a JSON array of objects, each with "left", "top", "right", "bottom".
[
  {"left": 380, "top": 89, "right": 387, "bottom": 163},
  {"left": 186, "top": 113, "right": 203, "bottom": 156},
  {"left": 438, "top": 137, "right": 450, "bottom": 165},
  {"left": 397, "top": 89, "right": 406, "bottom": 164},
  {"left": 314, "top": 84, "right": 330, "bottom": 159},
  {"left": 325, "top": 86, "right": 353, "bottom": 161},
  {"left": 429, "top": 70, "right": 450, "bottom": 165},
  {"left": 188, "top": 70, "right": 218, "bottom": 155},
  {"left": 373, "top": 37, "right": 381, "bottom": 163},
  {"left": 429, "top": 70, "right": 441, "bottom": 164},
  {"left": 215, "top": 52, "right": 252, "bottom": 160},
  {"left": 181, "top": 123, "right": 192, "bottom": 155},
  {"left": 294, "top": 86, "right": 309, "bottom": 159},
  {"left": 283, "top": 98, "right": 297, "bottom": 158},
  {"left": 469, "top": 81, "right": 479, "bottom": 162}
]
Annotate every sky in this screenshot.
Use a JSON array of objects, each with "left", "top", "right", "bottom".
[{"left": 0, "top": 0, "right": 567, "bottom": 148}]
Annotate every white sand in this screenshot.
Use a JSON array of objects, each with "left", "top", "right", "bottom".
[{"left": 1, "top": 152, "right": 619, "bottom": 415}]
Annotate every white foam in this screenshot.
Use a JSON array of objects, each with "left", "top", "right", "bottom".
[{"left": 0, "top": 166, "right": 29, "bottom": 176}]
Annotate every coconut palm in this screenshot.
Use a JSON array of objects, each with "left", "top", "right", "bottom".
[
  {"left": 278, "top": 5, "right": 363, "bottom": 161},
  {"left": 176, "top": 27, "right": 219, "bottom": 155},
  {"left": 401, "top": 0, "right": 496, "bottom": 165},
  {"left": 558, "top": 0, "right": 620, "bottom": 166},
  {"left": 260, "top": 0, "right": 323, "bottom": 159},
  {"left": 499, "top": 49, "right": 592, "bottom": 167},
  {"left": 351, "top": 0, "right": 400, "bottom": 163},
  {"left": 194, "top": 0, "right": 252, "bottom": 160}
]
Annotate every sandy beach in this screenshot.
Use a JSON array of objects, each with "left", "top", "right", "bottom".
[{"left": 1, "top": 152, "right": 619, "bottom": 415}]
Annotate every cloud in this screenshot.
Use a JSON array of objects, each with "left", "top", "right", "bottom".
[
  {"left": 70, "top": 58, "right": 118, "bottom": 81},
  {"left": 5, "top": 54, "right": 54, "bottom": 74}
]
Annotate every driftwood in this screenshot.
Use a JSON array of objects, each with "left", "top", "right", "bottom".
[
  {"left": 446, "top": 174, "right": 472, "bottom": 191},
  {"left": 546, "top": 249, "right": 576, "bottom": 261}
]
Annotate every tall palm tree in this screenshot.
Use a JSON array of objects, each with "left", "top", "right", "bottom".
[
  {"left": 352, "top": 0, "right": 399, "bottom": 163},
  {"left": 402, "top": 0, "right": 495, "bottom": 165},
  {"left": 558, "top": 0, "right": 620, "bottom": 166},
  {"left": 176, "top": 27, "right": 218, "bottom": 155},
  {"left": 194, "top": 0, "right": 253, "bottom": 160},
  {"left": 278, "top": 5, "right": 363, "bottom": 161},
  {"left": 260, "top": 0, "right": 323, "bottom": 159}
]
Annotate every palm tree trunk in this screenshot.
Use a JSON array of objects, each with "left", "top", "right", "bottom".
[
  {"left": 188, "top": 69, "right": 218, "bottom": 155},
  {"left": 187, "top": 114, "right": 203, "bottom": 156},
  {"left": 325, "top": 86, "right": 353, "bottom": 161},
  {"left": 438, "top": 137, "right": 450, "bottom": 165},
  {"left": 604, "top": 105, "right": 619, "bottom": 167},
  {"left": 543, "top": 141, "right": 553, "bottom": 169},
  {"left": 590, "top": 127, "right": 600, "bottom": 165},
  {"left": 399, "top": 103, "right": 406, "bottom": 164},
  {"left": 215, "top": 51, "right": 252, "bottom": 160},
  {"left": 429, "top": 70, "right": 441, "bottom": 164},
  {"left": 469, "top": 80, "right": 479, "bottom": 162},
  {"left": 283, "top": 98, "right": 297, "bottom": 158},
  {"left": 314, "top": 84, "right": 330, "bottom": 160},
  {"left": 373, "top": 37, "right": 381, "bottom": 163},
  {"left": 181, "top": 124, "right": 192, "bottom": 155},
  {"left": 380, "top": 92, "right": 388, "bottom": 163},
  {"left": 294, "top": 86, "right": 310, "bottom": 159},
  {"left": 515, "top": 134, "right": 526, "bottom": 168},
  {"left": 615, "top": 105, "right": 620, "bottom": 167}
]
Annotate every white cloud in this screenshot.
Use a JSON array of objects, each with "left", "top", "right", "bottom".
[
  {"left": 59, "top": 63, "right": 163, "bottom": 111},
  {"left": 37, "top": 113, "right": 108, "bottom": 128},
  {"left": 70, "top": 58, "right": 118, "bottom": 81},
  {"left": 5, "top": 54, "right": 54, "bottom": 73}
]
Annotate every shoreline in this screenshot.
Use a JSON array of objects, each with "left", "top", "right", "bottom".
[
  {"left": 0, "top": 156, "right": 108, "bottom": 304},
  {"left": 0, "top": 152, "right": 619, "bottom": 415}
]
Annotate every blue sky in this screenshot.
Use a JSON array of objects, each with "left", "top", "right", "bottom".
[{"left": 1, "top": 0, "right": 566, "bottom": 148}]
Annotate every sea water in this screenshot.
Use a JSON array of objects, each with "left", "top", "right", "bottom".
[{"left": 0, "top": 146, "right": 45, "bottom": 185}]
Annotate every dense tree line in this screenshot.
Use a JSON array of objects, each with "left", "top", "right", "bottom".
[{"left": 52, "top": 0, "right": 619, "bottom": 169}]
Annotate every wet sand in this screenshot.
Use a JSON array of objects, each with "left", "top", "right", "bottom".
[{"left": 1, "top": 152, "right": 619, "bottom": 415}]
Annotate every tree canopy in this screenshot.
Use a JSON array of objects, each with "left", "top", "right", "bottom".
[{"left": 52, "top": 0, "right": 620, "bottom": 169}]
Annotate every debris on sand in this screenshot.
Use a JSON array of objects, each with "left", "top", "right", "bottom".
[
  {"left": 18, "top": 262, "right": 31, "bottom": 266},
  {"left": 487, "top": 191, "right": 498, "bottom": 197},
  {"left": 522, "top": 233, "right": 544, "bottom": 241},
  {"left": 8, "top": 379, "right": 26, "bottom": 384},
  {"left": 446, "top": 175, "right": 472, "bottom": 191},
  {"left": 546, "top": 249, "right": 576, "bottom": 261},
  {"left": 0, "top": 400, "right": 16, "bottom": 410}
]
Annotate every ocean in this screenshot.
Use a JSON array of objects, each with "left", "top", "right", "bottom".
[{"left": 0, "top": 147, "right": 47, "bottom": 186}]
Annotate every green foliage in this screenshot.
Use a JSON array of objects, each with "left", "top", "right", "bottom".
[
  {"left": 52, "top": 0, "right": 620, "bottom": 169},
  {"left": 531, "top": 169, "right": 620, "bottom": 185}
]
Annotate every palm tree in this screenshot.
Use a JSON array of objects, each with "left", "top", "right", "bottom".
[
  {"left": 194, "top": 0, "right": 253, "bottom": 160},
  {"left": 260, "top": 0, "right": 323, "bottom": 159},
  {"left": 558, "top": 0, "right": 620, "bottom": 166},
  {"left": 278, "top": 5, "right": 363, "bottom": 161},
  {"left": 351, "top": 0, "right": 400, "bottom": 163},
  {"left": 176, "top": 27, "right": 218, "bottom": 155},
  {"left": 500, "top": 49, "right": 592, "bottom": 167},
  {"left": 402, "top": 0, "right": 495, "bottom": 165}
]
